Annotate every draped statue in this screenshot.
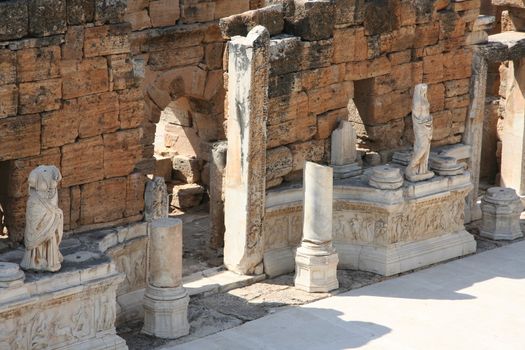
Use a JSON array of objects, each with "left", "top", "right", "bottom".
[
  {"left": 405, "top": 83, "right": 434, "bottom": 182},
  {"left": 20, "top": 165, "right": 64, "bottom": 272}
]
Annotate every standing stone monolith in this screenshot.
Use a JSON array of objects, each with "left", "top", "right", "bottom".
[
  {"left": 143, "top": 218, "right": 189, "bottom": 339},
  {"left": 331, "top": 120, "right": 361, "bottom": 179},
  {"left": 481, "top": 187, "right": 523, "bottom": 240},
  {"left": 295, "top": 162, "right": 339, "bottom": 293},
  {"left": 144, "top": 176, "right": 169, "bottom": 222}
]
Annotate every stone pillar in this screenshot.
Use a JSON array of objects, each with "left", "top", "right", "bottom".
[
  {"left": 331, "top": 120, "right": 361, "bottom": 178},
  {"left": 481, "top": 187, "right": 523, "bottom": 240},
  {"left": 295, "top": 162, "right": 339, "bottom": 293},
  {"left": 224, "top": 26, "right": 270, "bottom": 275},
  {"left": 464, "top": 48, "right": 487, "bottom": 223},
  {"left": 500, "top": 57, "right": 525, "bottom": 200},
  {"left": 209, "top": 141, "right": 227, "bottom": 249},
  {"left": 143, "top": 218, "right": 189, "bottom": 339}
]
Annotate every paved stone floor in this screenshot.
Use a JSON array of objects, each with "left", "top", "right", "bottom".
[{"left": 167, "top": 241, "right": 525, "bottom": 350}]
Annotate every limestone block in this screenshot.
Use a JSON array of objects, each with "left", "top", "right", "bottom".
[
  {"left": 149, "top": 0, "right": 180, "bottom": 27},
  {"left": 103, "top": 129, "right": 143, "bottom": 178},
  {"left": 180, "top": 1, "right": 215, "bottom": 24},
  {"left": 0, "top": 50, "right": 16, "bottom": 85},
  {"left": 172, "top": 155, "right": 202, "bottom": 183},
  {"left": 287, "top": 0, "right": 335, "bottom": 41},
  {"left": 80, "top": 177, "right": 127, "bottom": 225},
  {"left": 0, "top": 1, "right": 28, "bottom": 41},
  {"left": 0, "top": 115, "right": 41, "bottom": 161},
  {"left": 148, "top": 46, "right": 204, "bottom": 71},
  {"left": 0, "top": 84, "right": 18, "bottom": 118},
  {"left": 77, "top": 92, "right": 120, "bottom": 138},
  {"left": 61, "top": 58, "right": 109, "bottom": 99},
  {"left": 84, "top": 24, "right": 131, "bottom": 58},
  {"left": 171, "top": 183, "right": 205, "bottom": 210},
  {"left": 63, "top": 25, "right": 85, "bottom": 60},
  {"left": 289, "top": 140, "right": 325, "bottom": 172},
  {"left": 16, "top": 46, "right": 61, "bottom": 82},
  {"left": 109, "top": 54, "right": 135, "bottom": 91},
  {"left": 19, "top": 79, "right": 61, "bottom": 114},
  {"left": 481, "top": 187, "right": 523, "bottom": 241},
  {"left": 266, "top": 146, "right": 293, "bottom": 181},
  {"left": 67, "top": 0, "right": 95, "bottom": 25},
  {"left": 28, "top": 0, "right": 67, "bottom": 36},
  {"left": 154, "top": 156, "right": 173, "bottom": 180},
  {"left": 125, "top": 173, "right": 145, "bottom": 218},
  {"left": 95, "top": 0, "right": 127, "bottom": 24},
  {"left": 219, "top": 5, "right": 284, "bottom": 38},
  {"left": 61, "top": 137, "right": 104, "bottom": 187}
]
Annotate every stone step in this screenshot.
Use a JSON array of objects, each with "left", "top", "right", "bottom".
[{"left": 183, "top": 267, "right": 266, "bottom": 297}]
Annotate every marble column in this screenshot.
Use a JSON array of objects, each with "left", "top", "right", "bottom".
[
  {"left": 331, "top": 120, "right": 361, "bottom": 178},
  {"left": 143, "top": 218, "right": 189, "bottom": 339},
  {"left": 223, "top": 26, "right": 270, "bottom": 275},
  {"left": 295, "top": 162, "right": 339, "bottom": 293},
  {"left": 481, "top": 187, "right": 523, "bottom": 240}
]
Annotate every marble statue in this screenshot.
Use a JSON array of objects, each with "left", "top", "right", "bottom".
[
  {"left": 144, "top": 176, "right": 169, "bottom": 222},
  {"left": 405, "top": 83, "right": 434, "bottom": 182},
  {"left": 20, "top": 165, "right": 64, "bottom": 272}
]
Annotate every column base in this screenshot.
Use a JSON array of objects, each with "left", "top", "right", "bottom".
[
  {"left": 332, "top": 163, "right": 362, "bottom": 179},
  {"left": 142, "top": 285, "right": 190, "bottom": 339},
  {"left": 294, "top": 248, "right": 339, "bottom": 293}
]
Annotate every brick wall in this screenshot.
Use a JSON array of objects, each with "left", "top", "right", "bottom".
[{"left": 221, "top": 0, "right": 480, "bottom": 188}]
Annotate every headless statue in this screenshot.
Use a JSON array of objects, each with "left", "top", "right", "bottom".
[
  {"left": 21, "top": 165, "right": 64, "bottom": 272},
  {"left": 405, "top": 84, "right": 434, "bottom": 182}
]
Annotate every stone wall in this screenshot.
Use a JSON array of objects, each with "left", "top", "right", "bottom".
[
  {"left": 221, "top": 0, "right": 480, "bottom": 188},
  {"left": 0, "top": 0, "right": 146, "bottom": 242},
  {"left": 0, "top": 0, "right": 261, "bottom": 242}
]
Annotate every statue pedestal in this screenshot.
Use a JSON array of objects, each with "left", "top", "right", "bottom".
[
  {"left": 481, "top": 187, "right": 523, "bottom": 240},
  {"left": 334, "top": 171, "right": 476, "bottom": 276},
  {"left": 295, "top": 246, "right": 339, "bottom": 293}
]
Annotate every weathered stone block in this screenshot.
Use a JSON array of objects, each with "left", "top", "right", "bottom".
[
  {"left": 172, "top": 155, "right": 201, "bottom": 183},
  {"left": 0, "top": 84, "right": 18, "bottom": 118},
  {"left": 81, "top": 177, "right": 127, "bottom": 224},
  {"left": 109, "top": 54, "right": 135, "bottom": 90},
  {"left": 119, "top": 98, "right": 145, "bottom": 130},
  {"left": 148, "top": 46, "right": 204, "bottom": 71},
  {"left": 266, "top": 146, "right": 293, "bottom": 180},
  {"left": 28, "top": 0, "right": 67, "bottom": 36},
  {"left": 78, "top": 91, "right": 120, "bottom": 138},
  {"left": 125, "top": 10, "right": 152, "bottom": 31},
  {"left": 289, "top": 140, "right": 325, "bottom": 171},
  {"left": 415, "top": 22, "right": 440, "bottom": 47},
  {"left": 61, "top": 58, "right": 109, "bottom": 99},
  {"left": 423, "top": 53, "right": 444, "bottom": 84},
  {"left": 308, "top": 82, "right": 354, "bottom": 115},
  {"left": 364, "top": 0, "right": 396, "bottom": 35},
  {"left": 180, "top": 1, "right": 215, "bottom": 24},
  {"left": 19, "top": 79, "right": 61, "bottom": 114},
  {"left": 286, "top": 0, "right": 335, "bottom": 41},
  {"left": 150, "top": 0, "right": 180, "bottom": 27},
  {"left": 443, "top": 49, "right": 472, "bottom": 80},
  {"left": 219, "top": 5, "right": 284, "bottom": 38},
  {"left": 215, "top": 0, "right": 249, "bottom": 19},
  {"left": 16, "top": 46, "right": 61, "bottom": 82},
  {"left": 95, "top": 0, "right": 127, "bottom": 24},
  {"left": 267, "top": 113, "right": 317, "bottom": 149},
  {"left": 61, "top": 136, "right": 104, "bottom": 187},
  {"left": 171, "top": 183, "right": 205, "bottom": 210},
  {"left": 84, "top": 24, "right": 131, "bottom": 57},
  {"left": 126, "top": 172, "right": 146, "bottom": 217},
  {"left": 62, "top": 25, "right": 85, "bottom": 60},
  {"left": 42, "top": 99, "right": 80, "bottom": 148},
  {"left": 316, "top": 108, "right": 348, "bottom": 140},
  {"left": 334, "top": 0, "right": 365, "bottom": 27},
  {"left": 0, "top": 115, "right": 41, "bottom": 161},
  {"left": 0, "top": 1, "right": 28, "bottom": 41},
  {"left": 428, "top": 83, "right": 445, "bottom": 113},
  {"left": 345, "top": 56, "right": 391, "bottom": 80},
  {"left": 268, "top": 92, "right": 308, "bottom": 126},
  {"left": 67, "top": 0, "right": 95, "bottom": 25},
  {"left": 103, "top": 129, "right": 143, "bottom": 178},
  {"left": 0, "top": 50, "right": 16, "bottom": 85}
]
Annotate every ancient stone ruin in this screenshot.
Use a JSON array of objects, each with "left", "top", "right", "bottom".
[{"left": 0, "top": 0, "right": 524, "bottom": 348}]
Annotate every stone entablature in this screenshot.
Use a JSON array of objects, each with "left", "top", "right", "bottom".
[{"left": 262, "top": 170, "right": 476, "bottom": 277}]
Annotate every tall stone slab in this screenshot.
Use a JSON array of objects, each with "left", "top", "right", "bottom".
[
  {"left": 224, "top": 26, "right": 270, "bottom": 275},
  {"left": 142, "top": 218, "right": 189, "bottom": 339},
  {"left": 501, "top": 57, "right": 525, "bottom": 200},
  {"left": 295, "top": 162, "right": 339, "bottom": 293},
  {"left": 331, "top": 120, "right": 361, "bottom": 179}
]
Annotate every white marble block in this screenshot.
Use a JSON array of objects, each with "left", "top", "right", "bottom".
[
  {"left": 143, "top": 218, "right": 190, "bottom": 339},
  {"left": 331, "top": 120, "right": 361, "bottom": 179},
  {"left": 481, "top": 187, "right": 523, "bottom": 240},
  {"left": 295, "top": 162, "right": 339, "bottom": 293}
]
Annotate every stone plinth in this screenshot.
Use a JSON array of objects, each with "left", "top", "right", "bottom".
[
  {"left": 294, "top": 162, "right": 339, "bottom": 293},
  {"left": 331, "top": 120, "right": 361, "bottom": 179},
  {"left": 368, "top": 165, "right": 404, "bottom": 190},
  {"left": 481, "top": 187, "right": 523, "bottom": 240},
  {"left": 0, "top": 262, "right": 24, "bottom": 288},
  {"left": 0, "top": 261, "right": 126, "bottom": 349},
  {"left": 263, "top": 171, "right": 476, "bottom": 277},
  {"left": 430, "top": 156, "right": 464, "bottom": 176},
  {"left": 143, "top": 218, "right": 189, "bottom": 339}
]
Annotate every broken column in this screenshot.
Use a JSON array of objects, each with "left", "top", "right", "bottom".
[
  {"left": 481, "top": 187, "right": 523, "bottom": 241},
  {"left": 223, "top": 26, "right": 270, "bottom": 275},
  {"left": 295, "top": 162, "right": 339, "bottom": 293},
  {"left": 143, "top": 218, "right": 189, "bottom": 339},
  {"left": 331, "top": 120, "right": 361, "bottom": 179},
  {"left": 209, "top": 141, "right": 227, "bottom": 249}
]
